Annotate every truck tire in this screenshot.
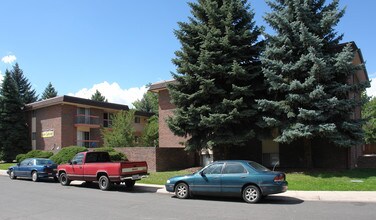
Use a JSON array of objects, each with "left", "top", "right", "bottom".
[
  {"left": 125, "top": 180, "right": 136, "bottom": 188},
  {"left": 59, "top": 172, "right": 71, "bottom": 186},
  {"left": 98, "top": 175, "right": 112, "bottom": 191}
]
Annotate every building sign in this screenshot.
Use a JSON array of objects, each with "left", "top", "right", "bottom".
[{"left": 42, "top": 130, "right": 54, "bottom": 138}]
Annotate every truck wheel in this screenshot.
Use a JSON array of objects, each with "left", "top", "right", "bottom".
[
  {"left": 98, "top": 175, "right": 112, "bottom": 191},
  {"left": 125, "top": 180, "right": 136, "bottom": 188},
  {"left": 31, "top": 171, "right": 39, "bottom": 182},
  {"left": 59, "top": 172, "right": 71, "bottom": 186}
]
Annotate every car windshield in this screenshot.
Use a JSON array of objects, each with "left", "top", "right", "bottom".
[
  {"left": 248, "top": 161, "right": 270, "bottom": 172},
  {"left": 36, "top": 159, "right": 53, "bottom": 165}
]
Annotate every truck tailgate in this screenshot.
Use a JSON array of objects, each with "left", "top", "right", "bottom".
[{"left": 120, "top": 161, "right": 148, "bottom": 175}]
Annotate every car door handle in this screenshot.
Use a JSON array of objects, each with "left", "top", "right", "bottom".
[
  {"left": 79, "top": 166, "right": 83, "bottom": 169},
  {"left": 240, "top": 176, "right": 246, "bottom": 178}
]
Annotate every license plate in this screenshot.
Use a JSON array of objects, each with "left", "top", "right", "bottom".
[{"left": 132, "top": 174, "right": 140, "bottom": 180}]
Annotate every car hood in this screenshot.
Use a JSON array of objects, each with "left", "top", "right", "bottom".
[{"left": 168, "top": 173, "right": 195, "bottom": 182}]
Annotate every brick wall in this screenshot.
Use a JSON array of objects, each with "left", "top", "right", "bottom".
[
  {"left": 61, "top": 105, "right": 77, "bottom": 147},
  {"left": 357, "top": 155, "right": 376, "bottom": 168},
  {"left": 35, "top": 105, "right": 62, "bottom": 151},
  {"left": 158, "top": 90, "right": 186, "bottom": 148},
  {"left": 114, "top": 147, "right": 157, "bottom": 171}
]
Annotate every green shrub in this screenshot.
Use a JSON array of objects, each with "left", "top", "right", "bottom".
[
  {"left": 50, "top": 146, "right": 88, "bottom": 164},
  {"left": 16, "top": 150, "right": 54, "bottom": 163},
  {"left": 92, "top": 147, "right": 127, "bottom": 161}
]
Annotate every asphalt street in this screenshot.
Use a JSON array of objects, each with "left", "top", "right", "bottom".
[{"left": 0, "top": 176, "right": 376, "bottom": 220}]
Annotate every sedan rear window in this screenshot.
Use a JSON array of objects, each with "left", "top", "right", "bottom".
[
  {"left": 248, "top": 161, "right": 270, "bottom": 172},
  {"left": 36, "top": 159, "right": 53, "bottom": 165}
]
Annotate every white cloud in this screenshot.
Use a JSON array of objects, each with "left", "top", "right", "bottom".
[
  {"left": 367, "top": 76, "right": 376, "bottom": 98},
  {"left": 68, "top": 81, "right": 148, "bottom": 108},
  {"left": 1, "top": 55, "right": 17, "bottom": 64},
  {"left": 0, "top": 71, "right": 3, "bottom": 85}
]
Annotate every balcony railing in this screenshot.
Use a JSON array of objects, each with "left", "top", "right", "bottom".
[
  {"left": 77, "top": 140, "right": 100, "bottom": 148},
  {"left": 75, "top": 115, "right": 100, "bottom": 127}
]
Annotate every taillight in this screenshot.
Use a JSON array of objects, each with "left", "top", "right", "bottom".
[{"left": 274, "top": 174, "right": 285, "bottom": 182}]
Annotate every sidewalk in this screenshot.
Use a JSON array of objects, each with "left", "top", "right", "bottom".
[{"left": 1, "top": 170, "right": 375, "bottom": 203}]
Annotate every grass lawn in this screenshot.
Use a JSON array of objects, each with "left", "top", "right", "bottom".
[
  {"left": 0, "top": 163, "right": 16, "bottom": 170},
  {"left": 139, "top": 168, "right": 376, "bottom": 191}
]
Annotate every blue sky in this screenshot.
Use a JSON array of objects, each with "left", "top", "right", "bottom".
[{"left": 0, "top": 0, "right": 375, "bottom": 106}]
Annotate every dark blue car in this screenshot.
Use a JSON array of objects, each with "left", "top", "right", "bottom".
[
  {"left": 7, "top": 158, "right": 58, "bottom": 182},
  {"left": 165, "top": 160, "right": 288, "bottom": 203}
]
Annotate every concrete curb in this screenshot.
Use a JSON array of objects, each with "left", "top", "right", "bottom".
[{"left": 1, "top": 169, "right": 375, "bottom": 203}]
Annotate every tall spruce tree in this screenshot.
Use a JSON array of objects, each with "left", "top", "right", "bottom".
[
  {"left": 91, "top": 89, "right": 108, "bottom": 102},
  {"left": 10, "top": 63, "right": 38, "bottom": 104},
  {"left": 41, "top": 82, "right": 58, "bottom": 100},
  {"left": 257, "top": 0, "right": 370, "bottom": 167},
  {"left": 167, "top": 0, "right": 263, "bottom": 152},
  {"left": 0, "top": 70, "right": 28, "bottom": 162},
  {"left": 132, "top": 91, "right": 158, "bottom": 114}
]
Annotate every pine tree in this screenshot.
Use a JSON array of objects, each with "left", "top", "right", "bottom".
[
  {"left": 10, "top": 63, "right": 38, "bottom": 104},
  {"left": 0, "top": 70, "right": 29, "bottom": 162},
  {"left": 91, "top": 89, "right": 108, "bottom": 102},
  {"left": 167, "top": 0, "right": 264, "bottom": 151},
  {"left": 362, "top": 95, "right": 376, "bottom": 144},
  {"left": 41, "top": 82, "right": 58, "bottom": 100},
  {"left": 257, "top": 0, "right": 370, "bottom": 167}
]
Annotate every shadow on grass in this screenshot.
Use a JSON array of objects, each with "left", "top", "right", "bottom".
[{"left": 279, "top": 168, "right": 376, "bottom": 179}]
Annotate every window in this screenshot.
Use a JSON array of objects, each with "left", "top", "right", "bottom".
[
  {"left": 103, "top": 112, "right": 113, "bottom": 127},
  {"left": 222, "top": 163, "right": 247, "bottom": 174},
  {"left": 71, "top": 153, "right": 84, "bottom": 165},
  {"left": 202, "top": 163, "right": 223, "bottom": 175},
  {"left": 20, "top": 159, "right": 31, "bottom": 166},
  {"left": 32, "top": 110, "right": 36, "bottom": 117},
  {"left": 135, "top": 116, "right": 140, "bottom": 123},
  {"left": 36, "top": 159, "right": 53, "bottom": 166}
]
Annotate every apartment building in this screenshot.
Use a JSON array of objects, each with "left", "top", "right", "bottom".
[{"left": 25, "top": 95, "right": 152, "bottom": 150}]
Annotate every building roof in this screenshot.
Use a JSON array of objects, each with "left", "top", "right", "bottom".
[
  {"left": 25, "top": 95, "right": 130, "bottom": 111},
  {"left": 149, "top": 79, "right": 176, "bottom": 92}
]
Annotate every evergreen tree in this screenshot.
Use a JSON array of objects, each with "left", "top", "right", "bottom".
[
  {"left": 0, "top": 70, "right": 28, "bottom": 162},
  {"left": 141, "top": 115, "right": 159, "bottom": 147},
  {"left": 10, "top": 63, "right": 38, "bottom": 104},
  {"left": 91, "top": 89, "right": 108, "bottom": 102},
  {"left": 41, "top": 82, "right": 58, "bottom": 100},
  {"left": 132, "top": 90, "right": 158, "bottom": 114},
  {"left": 167, "top": 0, "right": 264, "bottom": 151},
  {"left": 257, "top": 0, "right": 370, "bottom": 167},
  {"left": 101, "top": 110, "right": 135, "bottom": 148}
]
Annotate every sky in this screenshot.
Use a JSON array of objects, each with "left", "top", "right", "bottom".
[{"left": 0, "top": 0, "right": 375, "bottom": 107}]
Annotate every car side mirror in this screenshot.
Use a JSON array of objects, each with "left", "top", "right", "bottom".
[
  {"left": 72, "top": 161, "right": 78, "bottom": 165},
  {"left": 199, "top": 171, "right": 205, "bottom": 176},
  {"left": 17, "top": 163, "right": 20, "bottom": 166},
  {"left": 68, "top": 160, "right": 72, "bottom": 165}
]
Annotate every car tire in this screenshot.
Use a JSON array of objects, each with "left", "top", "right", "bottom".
[
  {"left": 98, "top": 175, "right": 112, "bottom": 191},
  {"left": 31, "top": 171, "right": 39, "bottom": 182},
  {"left": 59, "top": 172, "right": 71, "bottom": 186},
  {"left": 175, "top": 182, "right": 190, "bottom": 199},
  {"left": 125, "top": 180, "right": 136, "bottom": 188},
  {"left": 9, "top": 170, "right": 16, "bottom": 180},
  {"left": 242, "top": 185, "right": 261, "bottom": 203}
]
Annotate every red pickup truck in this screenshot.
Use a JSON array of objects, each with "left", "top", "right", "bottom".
[{"left": 57, "top": 151, "right": 148, "bottom": 191}]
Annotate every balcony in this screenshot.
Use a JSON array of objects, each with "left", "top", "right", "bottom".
[
  {"left": 75, "top": 115, "right": 100, "bottom": 128},
  {"left": 77, "top": 140, "right": 100, "bottom": 148}
]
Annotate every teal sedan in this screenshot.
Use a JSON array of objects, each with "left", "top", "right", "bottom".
[{"left": 165, "top": 160, "right": 288, "bottom": 203}]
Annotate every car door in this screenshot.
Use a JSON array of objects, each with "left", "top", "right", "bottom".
[
  {"left": 67, "top": 153, "right": 85, "bottom": 180},
  {"left": 192, "top": 163, "right": 224, "bottom": 196},
  {"left": 15, "top": 159, "right": 31, "bottom": 177},
  {"left": 220, "top": 162, "right": 249, "bottom": 196}
]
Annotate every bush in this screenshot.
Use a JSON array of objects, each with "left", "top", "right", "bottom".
[
  {"left": 16, "top": 150, "right": 54, "bottom": 163},
  {"left": 93, "top": 147, "right": 127, "bottom": 161},
  {"left": 50, "top": 146, "right": 88, "bottom": 164}
]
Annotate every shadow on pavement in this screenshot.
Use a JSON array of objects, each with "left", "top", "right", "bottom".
[
  {"left": 72, "top": 182, "right": 164, "bottom": 193},
  {"left": 169, "top": 194, "right": 304, "bottom": 205}
]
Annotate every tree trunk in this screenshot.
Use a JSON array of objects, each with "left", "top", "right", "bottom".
[{"left": 303, "top": 139, "right": 313, "bottom": 169}]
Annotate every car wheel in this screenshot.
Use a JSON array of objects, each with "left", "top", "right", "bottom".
[
  {"left": 31, "top": 171, "right": 39, "bottom": 182},
  {"left": 242, "top": 185, "right": 261, "bottom": 203},
  {"left": 59, "top": 172, "right": 71, "bottom": 186},
  {"left": 125, "top": 180, "right": 136, "bottom": 188},
  {"left": 9, "top": 170, "right": 16, "bottom": 180},
  {"left": 175, "top": 182, "right": 190, "bottom": 199},
  {"left": 98, "top": 175, "right": 112, "bottom": 191}
]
